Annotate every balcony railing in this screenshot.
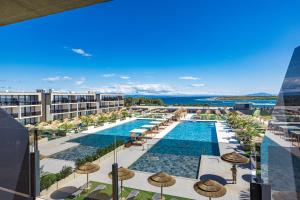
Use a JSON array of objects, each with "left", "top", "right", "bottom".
[
  {"left": 52, "top": 99, "right": 97, "bottom": 104},
  {"left": 50, "top": 109, "right": 69, "bottom": 113},
  {"left": 21, "top": 111, "right": 41, "bottom": 117},
  {"left": 100, "top": 104, "right": 110, "bottom": 108},
  {"left": 78, "top": 107, "right": 87, "bottom": 111},
  {"left": 52, "top": 100, "right": 76, "bottom": 104},
  {"left": 86, "top": 107, "right": 97, "bottom": 110},
  {"left": 101, "top": 98, "right": 123, "bottom": 101},
  {"left": 0, "top": 101, "right": 41, "bottom": 106},
  {"left": 70, "top": 108, "right": 78, "bottom": 112},
  {"left": 78, "top": 99, "right": 97, "bottom": 103}
]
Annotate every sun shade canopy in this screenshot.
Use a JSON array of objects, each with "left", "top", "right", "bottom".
[{"left": 0, "top": 0, "right": 109, "bottom": 26}]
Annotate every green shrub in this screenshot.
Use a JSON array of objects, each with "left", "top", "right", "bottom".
[
  {"left": 40, "top": 173, "right": 57, "bottom": 191},
  {"left": 40, "top": 166, "right": 73, "bottom": 191}
]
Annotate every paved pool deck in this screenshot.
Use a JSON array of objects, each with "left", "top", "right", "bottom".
[
  {"left": 40, "top": 117, "right": 138, "bottom": 173},
  {"left": 41, "top": 118, "right": 250, "bottom": 200}
]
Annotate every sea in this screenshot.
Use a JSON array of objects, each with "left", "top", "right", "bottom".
[{"left": 127, "top": 95, "right": 277, "bottom": 108}]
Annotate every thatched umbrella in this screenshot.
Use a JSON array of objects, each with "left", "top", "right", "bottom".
[
  {"left": 194, "top": 179, "right": 226, "bottom": 200},
  {"left": 148, "top": 172, "right": 176, "bottom": 200},
  {"left": 221, "top": 152, "right": 249, "bottom": 184},
  {"left": 76, "top": 163, "right": 100, "bottom": 189},
  {"left": 108, "top": 167, "right": 135, "bottom": 199}
]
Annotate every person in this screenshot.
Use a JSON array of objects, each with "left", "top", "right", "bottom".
[{"left": 231, "top": 165, "right": 237, "bottom": 184}]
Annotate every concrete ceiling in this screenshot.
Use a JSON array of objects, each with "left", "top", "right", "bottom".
[{"left": 0, "top": 0, "right": 109, "bottom": 26}]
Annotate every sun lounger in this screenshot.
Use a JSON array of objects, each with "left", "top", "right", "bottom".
[
  {"left": 132, "top": 140, "right": 145, "bottom": 146},
  {"left": 90, "top": 184, "right": 106, "bottom": 193},
  {"left": 126, "top": 190, "right": 139, "bottom": 200},
  {"left": 152, "top": 193, "right": 161, "bottom": 200},
  {"left": 69, "top": 183, "right": 88, "bottom": 198}
]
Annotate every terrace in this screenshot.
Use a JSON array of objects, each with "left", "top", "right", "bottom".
[{"left": 33, "top": 108, "right": 260, "bottom": 200}]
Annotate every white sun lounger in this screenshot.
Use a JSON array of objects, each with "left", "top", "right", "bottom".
[{"left": 126, "top": 190, "right": 140, "bottom": 200}]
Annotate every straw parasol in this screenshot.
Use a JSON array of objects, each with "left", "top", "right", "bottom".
[
  {"left": 76, "top": 162, "right": 100, "bottom": 189},
  {"left": 148, "top": 172, "right": 176, "bottom": 200},
  {"left": 108, "top": 167, "right": 135, "bottom": 199},
  {"left": 194, "top": 179, "right": 226, "bottom": 200},
  {"left": 221, "top": 152, "right": 249, "bottom": 184}
]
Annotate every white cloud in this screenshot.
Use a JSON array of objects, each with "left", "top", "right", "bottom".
[
  {"left": 76, "top": 77, "right": 86, "bottom": 85},
  {"left": 179, "top": 76, "right": 200, "bottom": 80},
  {"left": 120, "top": 76, "right": 131, "bottom": 80},
  {"left": 62, "top": 76, "right": 72, "bottom": 80},
  {"left": 102, "top": 73, "right": 115, "bottom": 78},
  {"left": 191, "top": 83, "right": 205, "bottom": 87},
  {"left": 84, "top": 83, "right": 177, "bottom": 95},
  {"left": 71, "top": 48, "right": 92, "bottom": 57},
  {"left": 43, "top": 76, "right": 72, "bottom": 82}
]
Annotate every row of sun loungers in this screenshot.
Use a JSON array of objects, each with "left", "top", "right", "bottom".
[{"left": 69, "top": 183, "right": 171, "bottom": 200}]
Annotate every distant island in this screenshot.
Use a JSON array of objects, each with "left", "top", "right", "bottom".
[
  {"left": 216, "top": 96, "right": 277, "bottom": 100},
  {"left": 247, "top": 92, "right": 274, "bottom": 96},
  {"left": 125, "top": 95, "right": 277, "bottom": 107}
]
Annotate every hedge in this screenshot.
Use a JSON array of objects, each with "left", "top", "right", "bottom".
[{"left": 40, "top": 166, "right": 73, "bottom": 191}]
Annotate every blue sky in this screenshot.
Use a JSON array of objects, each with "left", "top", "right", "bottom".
[{"left": 0, "top": 0, "right": 300, "bottom": 95}]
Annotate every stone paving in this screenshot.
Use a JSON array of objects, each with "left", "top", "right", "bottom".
[{"left": 41, "top": 118, "right": 250, "bottom": 200}]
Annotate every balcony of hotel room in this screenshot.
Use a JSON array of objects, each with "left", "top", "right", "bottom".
[
  {"left": 86, "top": 110, "right": 97, "bottom": 115},
  {"left": 86, "top": 103, "right": 97, "bottom": 110},
  {"left": 19, "top": 117, "right": 40, "bottom": 125},
  {"left": 51, "top": 95, "right": 76, "bottom": 104},
  {"left": 101, "top": 95, "right": 123, "bottom": 101},
  {"left": 100, "top": 101, "right": 110, "bottom": 108},
  {"left": 50, "top": 104, "right": 69, "bottom": 114},
  {"left": 53, "top": 113, "right": 70, "bottom": 121},
  {"left": 77, "top": 95, "right": 97, "bottom": 103},
  {"left": 0, "top": 95, "right": 41, "bottom": 106},
  {"left": 69, "top": 104, "right": 78, "bottom": 112},
  {"left": 109, "top": 101, "right": 117, "bottom": 107},
  {"left": 20, "top": 106, "right": 42, "bottom": 118}
]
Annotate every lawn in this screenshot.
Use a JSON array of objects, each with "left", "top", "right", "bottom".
[{"left": 65, "top": 181, "right": 191, "bottom": 200}]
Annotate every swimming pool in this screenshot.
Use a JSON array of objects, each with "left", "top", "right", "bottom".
[
  {"left": 129, "top": 121, "right": 220, "bottom": 179},
  {"left": 49, "top": 119, "right": 150, "bottom": 161}
]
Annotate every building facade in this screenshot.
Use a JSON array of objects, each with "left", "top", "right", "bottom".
[
  {"left": 97, "top": 93, "right": 124, "bottom": 113},
  {"left": 0, "top": 92, "right": 42, "bottom": 125},
  {"left": 0, "top": 90, "right": 124, "bottom": 125}
]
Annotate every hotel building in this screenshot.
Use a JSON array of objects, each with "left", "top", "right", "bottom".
[
  {"left": 40, "top": 90, "right": 99, "bottom": 122},
  {"left": 0, "top": 90, "right": 124, "bottom": 125},
  {"left": 0, "top": 92, "right": 43, "bottom": 125},
  {"left": 97, "top": 93, "right": 124, "bottom": 113}
]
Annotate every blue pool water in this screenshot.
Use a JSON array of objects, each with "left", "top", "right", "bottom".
[
  {"left": 129, "top": 121, "right": 220, "bottom": 179},
  {"left": 49, "top": 119, "right": 150, "bottom": 161}
]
